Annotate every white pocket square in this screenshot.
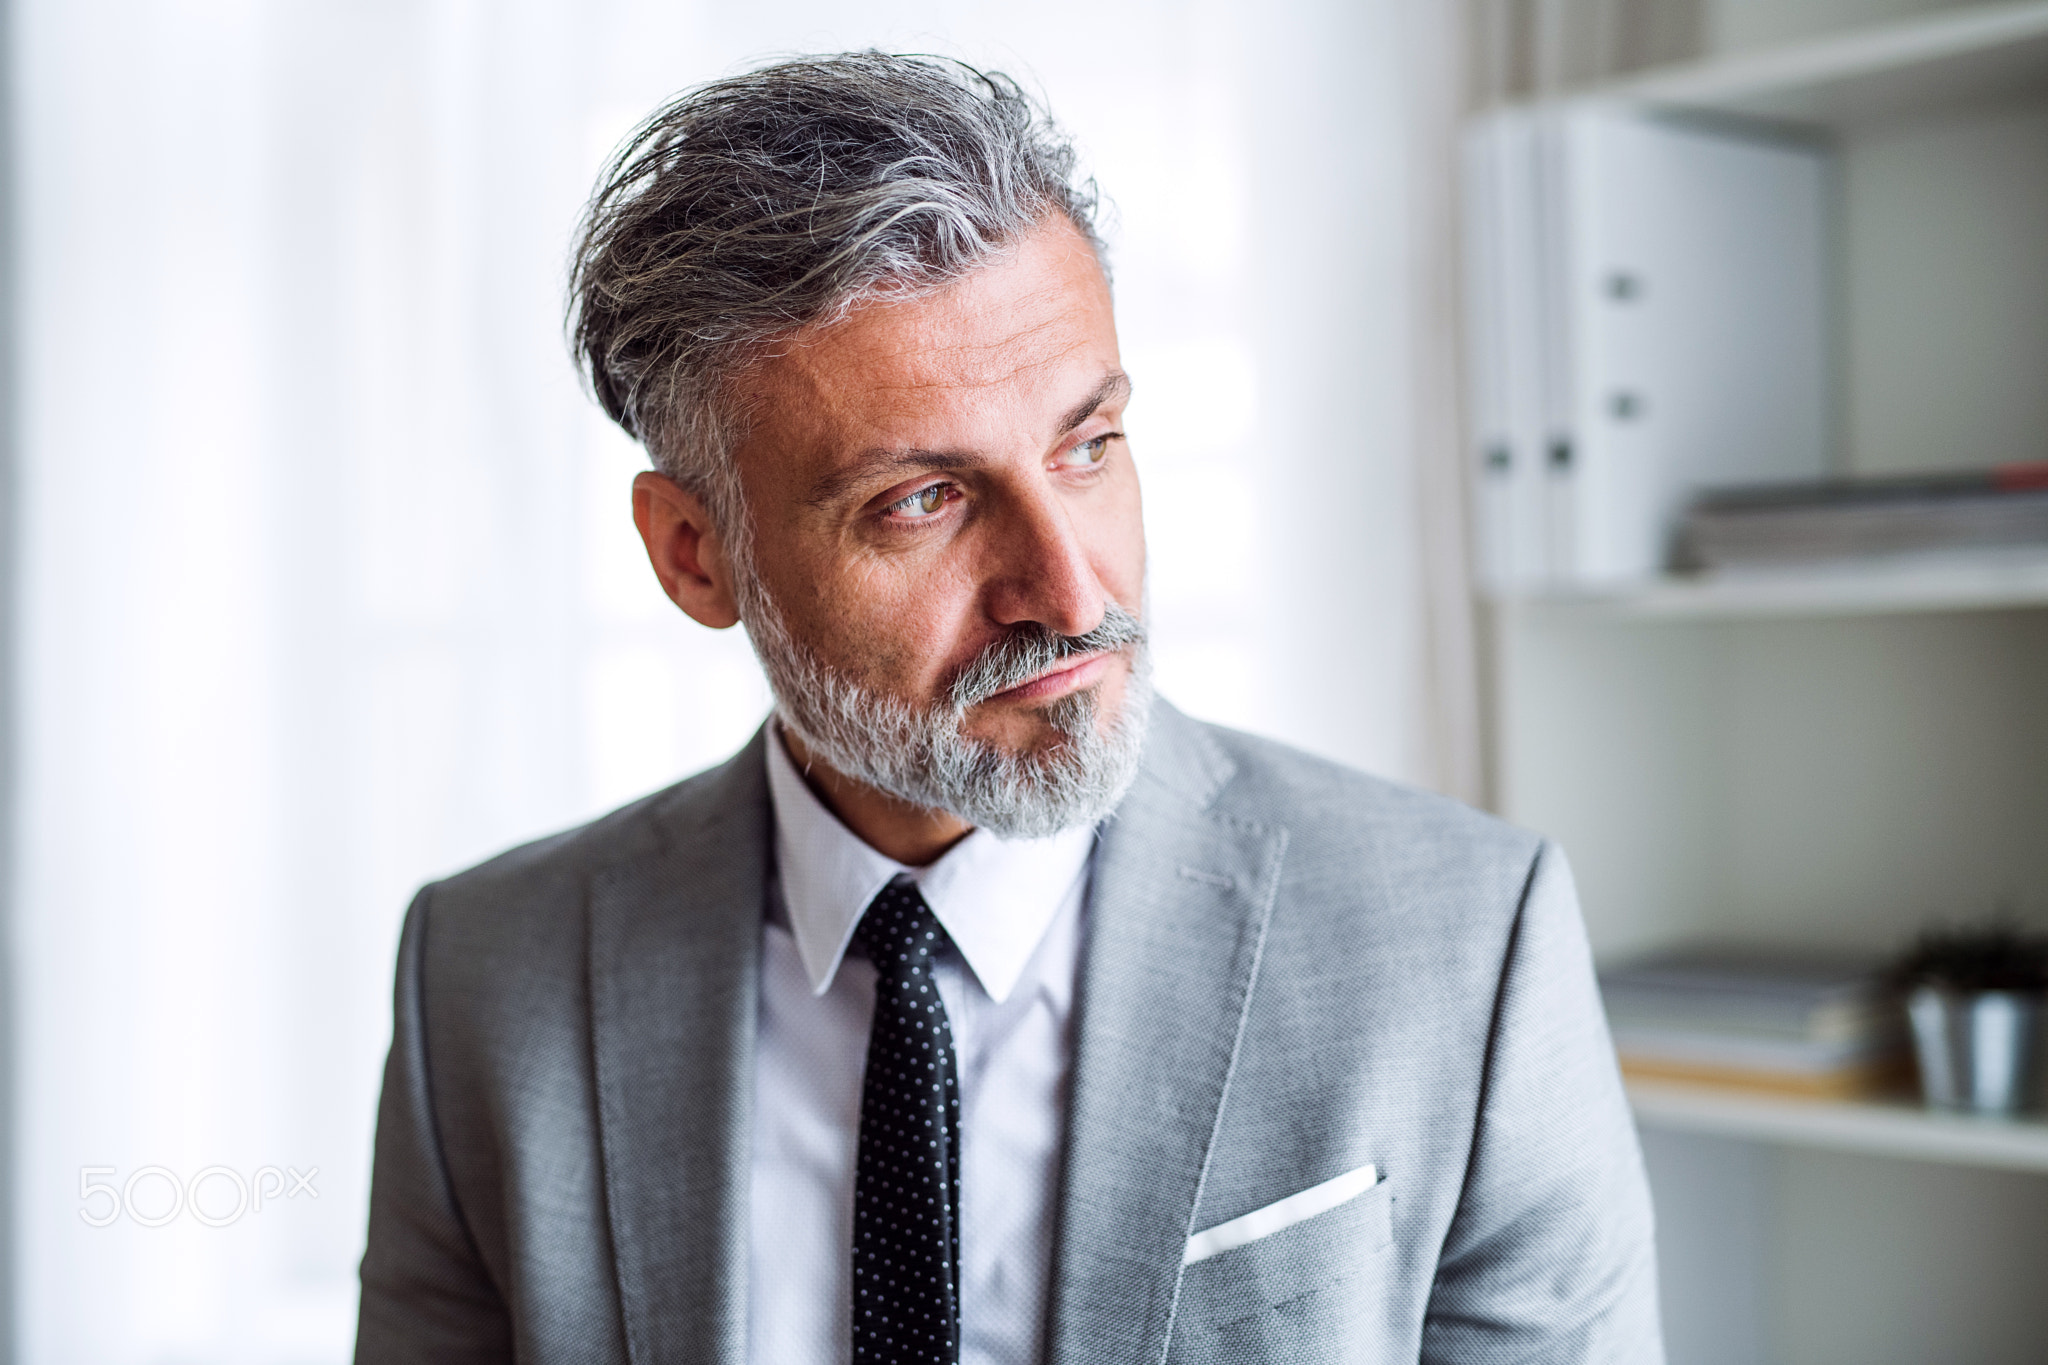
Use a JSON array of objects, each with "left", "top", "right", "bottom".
[{"left": 1182, "top": 1162, "right": 1380, "bottom": 1265}]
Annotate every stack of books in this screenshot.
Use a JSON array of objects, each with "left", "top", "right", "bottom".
[
  {"left": 1599, "top": 947, "right": 1906, "bottom": 1099},
  {"left": 1675, "top": 463, "right": 2048, "bottom": 571}
]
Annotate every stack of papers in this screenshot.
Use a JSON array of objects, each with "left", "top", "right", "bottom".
[{"left": 1600, "top": 947, "right": 1906, "bottom": 1098}]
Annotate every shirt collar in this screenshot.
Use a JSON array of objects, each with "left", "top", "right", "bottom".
[{"left": 764, "top": 724, "right": 1096, "bottom": 1003}]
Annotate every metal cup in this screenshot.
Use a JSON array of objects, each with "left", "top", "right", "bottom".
[{"left": 1906, "top": 986, "right": 2041, "bottom": 1115}]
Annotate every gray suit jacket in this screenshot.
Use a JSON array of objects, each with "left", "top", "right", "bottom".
[{"left": 356, "top": 702, "right": 1661, "bottom": 1363}]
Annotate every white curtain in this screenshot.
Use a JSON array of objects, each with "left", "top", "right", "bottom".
[{"left": 10, "top": 1, "right": 1472, "bottom": 1359}]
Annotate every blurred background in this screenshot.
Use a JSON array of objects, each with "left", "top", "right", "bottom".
[
  {"left": 9, "top": 1, "right": 1470, "bottom": 1359},
  {"left": 7, "top": 0, "right": 2048, "bottom": 1361}
]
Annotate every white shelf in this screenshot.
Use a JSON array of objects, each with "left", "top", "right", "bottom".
[
  {"left": 1629, "top": 1080, "right": 2048, "bottom": 1173},
  {"left": 1565, "top": 1, "right": 2048, "bottom": 130},
  {"left": 1494, "top": 550, "right": 2048, "bottom": 620}
]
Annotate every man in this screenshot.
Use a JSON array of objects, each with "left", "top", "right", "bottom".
[{"left": 356, "top": 53, "right": 1660, "bottom": 1365}]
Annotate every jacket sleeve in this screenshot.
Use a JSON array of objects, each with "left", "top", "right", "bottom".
[
  {"left": 1421, "top": 842, "right": 1664, "bottom": 1363},
  {"left": 355, "top": 886, "right": 515, "bottom": 1364}
]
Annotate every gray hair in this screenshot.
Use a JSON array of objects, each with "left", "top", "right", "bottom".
[{"left": 567, "top": 52, "right": 1104, "bottom": 540}]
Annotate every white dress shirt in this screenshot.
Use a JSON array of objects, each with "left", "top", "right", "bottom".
[{"left": 749, "top": 727, "right": 1096, "bottom": 1365}]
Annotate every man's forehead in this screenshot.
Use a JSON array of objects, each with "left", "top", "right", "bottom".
[
  {"left": 756, "top": 359, "right": 1128, "bottom": 512},
  {"left": 744, "top": 232, "right": 1120, "bottom": 462},
  {"left": 788, "top": 258, "right": 1111, "bottom": 394}
]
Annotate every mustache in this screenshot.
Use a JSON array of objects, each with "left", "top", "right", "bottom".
[{"left": 946, "top": 601, "right": 1147, "bottom": 711}]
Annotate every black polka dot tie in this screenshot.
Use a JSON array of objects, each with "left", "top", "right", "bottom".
[{"left": 851, "top": 878, "right": 962, "bottom": 1365}]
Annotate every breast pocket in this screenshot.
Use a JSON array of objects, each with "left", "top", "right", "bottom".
[{"left": 1168, "top": 1178, "right": 1394, "bottom": 1362}]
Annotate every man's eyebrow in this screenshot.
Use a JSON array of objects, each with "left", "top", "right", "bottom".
[
  {"left": 1056, "top": 370, "right": 1132, "bottom": 436},
  {"left": 803, "top": 370, "right": 1133, "bottom": 509},
  {"left": 804, "top": 449, "right": 989, "bottom": 509}
]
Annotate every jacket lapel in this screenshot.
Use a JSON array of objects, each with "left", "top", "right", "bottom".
[
  {"left": 588, "top": 730, "right": 769, "bottom": 1365},
  {"left": 1047, "top": 705, "right": 1291, "bottom": 1364}
]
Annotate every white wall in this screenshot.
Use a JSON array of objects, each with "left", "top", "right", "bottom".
[
  {"left": 9, "top": 2, "right": 1462, "bottom": 1360},
  {"left": 1843, "top": 97, "right": 2048, "bottom": 475},
  {"left": 1499, "top": 605, "right": 2048, "bottom": 962}
]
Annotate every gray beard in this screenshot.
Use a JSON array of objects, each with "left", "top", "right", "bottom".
[{"left": 736, "top": 580, "right": 1153, "bottom": 840}]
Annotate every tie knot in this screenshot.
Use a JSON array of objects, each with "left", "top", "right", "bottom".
[{"left": 854, "top": 879, "right": 949, "bottom": 980}]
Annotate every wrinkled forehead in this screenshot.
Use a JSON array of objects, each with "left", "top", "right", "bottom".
[{"left": 739, "top": 220, "right": 1119, "bottom": 459}]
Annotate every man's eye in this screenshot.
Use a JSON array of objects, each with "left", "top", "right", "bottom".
[
  {"left": 887, "top": 483, "right": 952, "bottom": 519},
  {"left": 1059, "top": 434, "right": 1118, "bottom": 468}
]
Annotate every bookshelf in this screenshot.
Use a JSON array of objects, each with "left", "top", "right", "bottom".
[
  {"left": 1590, "top": 2, "right": 2048, "bottom": 129},
  {"left": 1629, "top": 1080, "right": 2048, "bottom": 1174},
  {"left": 1472, "top": 4, "right": 2048, "bottom": 1362}
]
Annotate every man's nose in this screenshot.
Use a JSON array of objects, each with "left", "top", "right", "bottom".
[{"left": 983, "top": 484, "right": 1105, "bottom": 639}]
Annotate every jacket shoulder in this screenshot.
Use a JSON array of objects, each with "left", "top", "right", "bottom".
[
  {"left": 1190, "top": 718, "right": 1542, "bottom": 877},
  {"left": 1166, "top": 716, "right": 1551, "bottom": 962},
  {"left": 416, "top": 729, "right": 771, "bottom": 954}
]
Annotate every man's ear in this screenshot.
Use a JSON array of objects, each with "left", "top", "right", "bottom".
[{"left": 632, "top": 470, "right": 742, "bottom": 629}]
